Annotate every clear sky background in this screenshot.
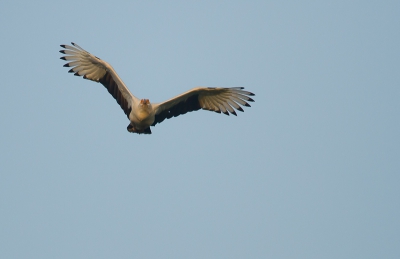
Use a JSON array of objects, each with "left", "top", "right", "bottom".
[{"left": 1, "top": 1, "right": 399, "bottom": 258}]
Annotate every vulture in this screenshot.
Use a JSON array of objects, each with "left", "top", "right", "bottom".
[{"left": 60, "top": 42, "right": 255, "bottom": 134}]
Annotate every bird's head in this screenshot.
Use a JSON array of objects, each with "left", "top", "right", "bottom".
[
  {"left": 139, "top": 99, "right": 152, "bottom": 111},
  {"left": 140, "top": 99, "right": 150, "bottom": 105}
]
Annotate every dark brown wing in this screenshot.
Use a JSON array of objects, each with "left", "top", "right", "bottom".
[
  {"left": 152, "top": 87, "right": 254, "bottom": 126},
  {"left": 152, "top": 94, "right": 201, "bottom": 126},
  {"left": 60, "top": 42, "right": 138, "bottom": 117}
]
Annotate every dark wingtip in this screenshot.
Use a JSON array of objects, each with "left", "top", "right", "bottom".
[
  {"left": 237, "top": 107, "right": 244, "bottom": 112},
  {"left": 244, "top": 103, "right": 251, "bottom": 107},
  {"left": 248, "top": 92, "right": 255, "bottom": 96},
  {"left": 231, "top": 110, "right": 237, "bottom": 116},
  {"left": 68, "top": 68, "right": 74, "bottom": 73},
  {"left": 247, "top": 97, "right": 255, "bottom": 102},
  {"left": 60, "top": 44, "right": 66, "bottom": 48},
  {"left": 74, "top": 72, "right": 80, "bottom": 76},
  {"left": 59, "top": 50, "right": 66, "bottom": 54},
  {"left": 60, "top": 57, "right": 66, "bottom": 60},
  {"left": 223, "top": 111, "right": 229, "bottom": 116},
  {"left": 63, "top": 63, "right": 70, "bottom": 67},
  {"left": 71, "top": 42, "right": 76, "bottom": 45}
]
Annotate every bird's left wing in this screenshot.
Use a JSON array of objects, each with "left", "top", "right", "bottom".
[
  {"left": 60, "top": 42, "right": 139, "bottom": 117},
  {"left": 151, "top": 87, "right": 255, "bottom": 126}
]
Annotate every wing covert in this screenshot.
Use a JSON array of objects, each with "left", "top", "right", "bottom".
[
  {"left": 151, "top": 87, "right": 255, "bottom": 126},
  {"left": 60, "top": 42, "right": 138, "bottom": 117}
]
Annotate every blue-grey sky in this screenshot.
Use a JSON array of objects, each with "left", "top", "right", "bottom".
[{"left": 1, "top": 1, "right": 399, "bottom": 258}]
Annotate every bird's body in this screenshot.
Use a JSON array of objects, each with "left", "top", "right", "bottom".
[
  {"left": 60, "top": 42, "right": 255, "bottom": 134},
  {"left": 128, "top": 99, "right": 155, "bottom": 133}
]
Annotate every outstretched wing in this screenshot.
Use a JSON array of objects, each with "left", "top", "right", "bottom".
[
  {"left": 151, "top": 87, "right": 255, "bottom": 126},
  {"left": 60, "top": 42, "right": 139, "bottom": 117}
]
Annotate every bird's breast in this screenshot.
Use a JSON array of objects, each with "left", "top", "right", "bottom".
[{"left": 129, "top": 109, "right": 155, "bottom": 129}]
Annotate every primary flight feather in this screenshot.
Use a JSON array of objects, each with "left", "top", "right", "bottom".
[{"left": 60, "top": 42, "right": 255, "bottom": 134}]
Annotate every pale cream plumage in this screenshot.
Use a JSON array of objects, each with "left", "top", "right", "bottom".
[{"left": 60, "top": 42, "right": 255, "bottom": 134}]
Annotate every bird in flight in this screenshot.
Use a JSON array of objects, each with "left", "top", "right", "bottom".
[{"left": 60, "top": 42, "right": 255, "bottom": 134}]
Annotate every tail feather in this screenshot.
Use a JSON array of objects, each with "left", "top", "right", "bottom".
[{"left": 127, "top": 124, "right": 152, "bottom": 134}]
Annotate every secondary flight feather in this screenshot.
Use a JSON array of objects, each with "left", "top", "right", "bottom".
[{"left": 60, "top": 42, "right": 255, "bottom": 134}]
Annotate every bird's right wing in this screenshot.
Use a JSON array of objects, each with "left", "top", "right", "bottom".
[
  {"left": 151, "top": 87, "right": 255, "bottom": 126},
  {"left": 60, "top": 42, "right": 139, "bottom": 117}
]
